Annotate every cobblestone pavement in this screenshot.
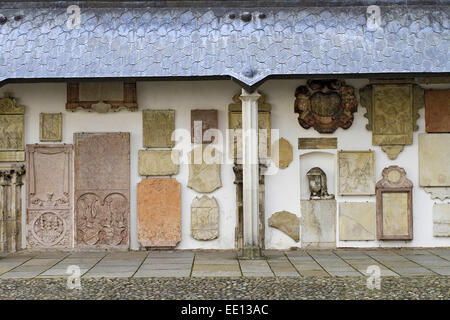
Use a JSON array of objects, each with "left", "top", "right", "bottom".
[{"left": 0, "top": 248, "right": 449, "bottom": 299}]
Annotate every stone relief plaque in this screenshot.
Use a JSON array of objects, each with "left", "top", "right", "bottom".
[
  {"left": 26, "top": 144, "right": 73, "bottom": 248},
  {"left": 301, "top": 200, "right": 336, "bottom": 248},
  {"left": 187, "top": 146, "right": 222, "bottom": 193},
  {"left": 294, "top": 80, "right": 358, "bottom": 133},
  {"left": 137, "top": 178, "right": 181, "bottom": 247},
  {"left": 66, "top": 82, "right": 138, "bottom": 112},
  {"left": 143, "top": 109, "right": 175, "bottom": 148},
  {"left": 433, "top": 204, "right": 450, "bottom": 237},
  {"left": 138, "top": 150, "right": 180, "bottom": 176},
  {"left": 268, "top": 211, "right": 299, "bottom": 242},
  {"left": 0, "top": 93, "right": 25, "bottom": 162},
  {"left": 425, "top": 89, "right": 450, "bottom": 133},
  {"left": 191, "top": 109, "right": 218, "bottom": 144},
  {"left": 339, "top": 202, "right": 375, "bottom": 241},
  {"left": 338, "top": 150, "right": 375, "bottom": 195},
  {"left": 298, "top": 137, "right": 337, "bottom": 149},
  {"left": 191, "top": 196, "right": 219, "bottom": 241},
  {"left": 228, "top": 93, "right": 271, "bottom": 159},
  {"left": 74, "top": 132, "right": 130, "bottom": 248},
  {"left": 40, "top": 113, "right": 62, "bottom": 142},
  {"left": 360, "top": 81, "right": 424, "bottom": 159},
  {"left": 376, "top": 166, "right": 413, "bottom": 240},
  {"left": 419, "top": 133, "right": 450, "bottom": 200},
  {"left": 0, "top": 164, "right": 25, "bottom": 253},
  {"left": 271, "top": 138, "right": 293, "bottom": 169}
]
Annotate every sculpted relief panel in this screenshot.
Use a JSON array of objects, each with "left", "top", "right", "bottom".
[
  {"left": 338, "top": 150, "right": 375, "bottom": 195},
  {"left": 40, "top": 113, "right": 62, "bottom": 142},
  {"left": 360, "top": 81, "right": 424, "bottom": 159},
  {"left": 191, "top": 196, "right": 219, "bottom": 241},
  {"left": 26, "top": 144, "right": 73, "bottom": 248},
  {"left": 74, "top": 132, "right": 130, "bottom": 248},
  {"left": 0, "top": 93, "right": 25, "bottom": 162}
]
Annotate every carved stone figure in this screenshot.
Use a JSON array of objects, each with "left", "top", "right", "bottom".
[
  {"left": 137, "top": 178, "right": 181, "bottom": 247},
  {"left": 26, "top": 144, "right": 73, "bottom": 248},
  {"left": 40, "top": 113, "right": 62, "bottom": 142},
  {"left": 66, "top": 82, "right": 138, "bottom": 112},
  {"left": 376, "top": 166, "right": 413, "bottom": 240},
  {"left": 191, "top": 109, "right": 218, "bottom": 144},
  {"left": 143, "top": 109, "right": 175, "bottom": 148},
  {"left": 191, "top": 196, "right": 219, "bottom": 241},
  {"left": 294, "top": 80, "right": 358, "bottom": 133},
  {"left": 0, "top": 93, "right": 25, "bottom": 162},
  {"left": 228, "top": 93, "right": 271, "bottom": 159},
  {"left": 0, "top": 164, "right": 25, "bottom": 253},
  {"left": 359, "top": 80, "right": 424, "bottom": 159},
  {"left": 338, "top": 150, "right": 375, "bottom": 195},
  {"left": 306, "top": 167, "right": 334, "bottom": 200},
  {"left": 74, "top": 132, "right": 130, "bottom": 248}
]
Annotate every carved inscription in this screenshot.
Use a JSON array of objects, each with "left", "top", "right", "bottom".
[
  {"left": 74, "top": 132, "right": 130, "bottom": 248},
  {"left": 191, "top": 196, "right": 219, "bottom": 241},
  {"left": 26, "top": 144, "right": 73, "bottom": 248},
  {"left": 143, "top": 109, "right": 175, "bottom": 148},
  {"left": 0, "top": 93, "right": 25, "bottom": 161}
]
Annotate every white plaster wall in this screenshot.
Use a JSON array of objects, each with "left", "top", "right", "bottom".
[{"left": 0, "top": 79, "right": 449, "bottom": 250}]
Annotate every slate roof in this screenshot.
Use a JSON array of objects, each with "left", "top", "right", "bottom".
[{"left": 0, "top": 1, "right": 449, "bottom": 86}]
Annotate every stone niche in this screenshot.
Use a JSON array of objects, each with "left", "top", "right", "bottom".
[
  {"left": 187, "top": 146, "right": 222, "bottom": 193},
  {"left": 419, "top": 133, "right": 450, "bottom": 200},
  {"left": 376, "top": 166, "right": 413, "bottom": 240},
  {"left": 26, "top": 144, "right": 73, "bottom": 248},
  {"left": 228, "top": 93, "right": 271, "bottom": 159},
  {"left": 268, "top": 211, "right": 299, "bottom": 242},
  {"left": 433, "top": 203, "right": 450, "bottom": 237},
  {"left": 66, "top": 82, "right": 138, "bottom": 112},
  {"left": 271, "top": 138, "right": 293, "bottom": 169},
  {"left": 0, "top": 164, "right": 25, "bottom": 253},
  {"left": 138, "top": 178, "right": 181, "bottom": 247},
  {"left": 74, "top": 132, "right": 130, "bottom": 248},
  {"left": 191, "top": 196, "right": 219, "bottom": 241},
  {"left": 143, "top": 109, "right": 175, "bottom": 148},
  {"left": 0, "top": 93, "right": 25, "bottom": 162},
  {"left": 359, "top": 80, "right": 424, "bottom": 160},
  {"left": 301, "top": 200, "right": 336, "bottom": 248},
  {"left": 138, "top": 150, "right": 180, "bottom": 176},
  {"left": 299, "top": 151, "right": 335, "bottom": 200},
  {"left": 40, "top": 113, "right": 62, "bottom": 142},
  {"left": 294, "top": 79, "right": 358, "bottom": 133},
  {"left": 191, "top": 109, "right": 218, "bottom": 144},
  {"left": 339, "top": 202, "right": 376, "bottom": 241},
  {"left": 425, "top": 89, "right": 450, "bottom": 133},
  {"left": 338, "top": 150, "right": 375, "bottom": 196}
]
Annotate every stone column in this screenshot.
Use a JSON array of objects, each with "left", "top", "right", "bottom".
[
  {"left": 239, "top": 89, "right": 261, "bottom": 259},
  {"left": 0, "top": 164, "right": 25, "bottom": 253}
]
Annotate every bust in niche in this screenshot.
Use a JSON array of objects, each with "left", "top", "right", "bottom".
[{"left": 306, "top": 167, "right": 335, "bottom": 200}]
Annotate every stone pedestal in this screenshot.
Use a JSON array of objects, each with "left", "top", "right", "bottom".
[
  {"left": 0, "top": 164, "right": 25, "bottom": 253},
  {"left": 301, "top": 200, "right": 336, "bottom": 248}
]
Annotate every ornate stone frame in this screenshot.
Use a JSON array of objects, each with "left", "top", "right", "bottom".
[
  {"left": 376, "top": 166, "right": 413, "bottom": 240},
  {"left": 294, "top": 79, "right": 358, "bottom": 133}
]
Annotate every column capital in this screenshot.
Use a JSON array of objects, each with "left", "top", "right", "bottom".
[{"left": 239, "top": 89, "right": 260, "bottom": 102}]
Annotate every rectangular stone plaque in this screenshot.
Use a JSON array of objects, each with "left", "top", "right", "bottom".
[
  {"left": 419, "top": 133, "right": 450, "bottom": 187},
  {"left": 79, "top": 82, "right": 124, "bottom": 101},
  {"left": 26, "top": 144, "right": 73, "bottom": 248},
  {"left": 191, "top": 109, "right": 218, "bottom": 144},
  {"left": 74, "top": 132, "right": 130, "bottom": 248},
  {"left": 298, "top": 138, "right": 337, "bottom": 149},
  {"left": 338, "top": 150, "right": 375, "bottom": 195},
  {"left": 425, "top": 89, "right": 450, "bottom": 133},
  {"left": 40, "top": 113, "right": 62, "bottom": 142},
  {"left": 138, "top": 150, "right": 180, "bottom": 176},
  {"left": 143, "top": 109, "right": 175, "bottom": 148},
  {"left": 381, "top": 192, "right": 409, "bottom": 237},
  {"left": 433, "top": 203, "right": 450, "bottom": 237},
  {"left": 301, "top": 200, "right": 336, "bottom": 248},
  {"left": 339, "top": 202, "right": 375, "bottom": 241},
  {"left": 138, "top": 178, "right": 181, "bottom": 247},
  {"left": 0, "top": 115, "right": 24, "bottom": 162}
]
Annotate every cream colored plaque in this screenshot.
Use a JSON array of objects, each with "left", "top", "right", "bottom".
[
  {"left": 40, "top": 113, "right": 62, "bottom": 142},
  {"left": 381, "top": 192, "right": 409, "bottom": 237},
  {"left": 338, "top": 150, "right": 375, "bottom": 195}
]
